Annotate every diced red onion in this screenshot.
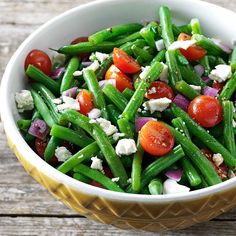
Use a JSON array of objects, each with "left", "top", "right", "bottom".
[
  {"left": 201, "top": 76, "right": 210, "bottom": 83},
  {"left": 81, "top": 61, "right": 93, "bottom": 67},
  {"left": 98, "top": 79, "right": 116, "bottom": 89},
  {"left": 165, "top": 169, "right": 183, "bottom": 182},
  {"left": 135, "top": 117, "right": 156, "bottom": 132},
  {"left": 51, "top": 67, "right": 65, "bottom": 80},
  {"left": 28, "top": 119, "right": 49, "bottom": 140},
  {"left": 211, "top": 38, "right": 232, "bottom": 54},
  {"left": 194, "top": 64, "right": 204, "bottom": 77},
  {"left": 173, "top": 94, "right": 190, "bottom": 111},
  {"left": 203, "top": 86, "right": 218, "bottom": 97},
  {"left": 62, "top": 87, "right": 78, "bottom": 98}
]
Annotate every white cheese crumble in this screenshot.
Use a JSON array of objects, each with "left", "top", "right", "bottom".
[
  {"left": 89, "top": 119, "right": 96, "bottom": 124},
  {"left": 143, "top": 97, "right": 171, "bottom": 113},
  {"left": 112, "top": 132, "right": 125, "bottom": 142},
  {"left": 159, "top": 63, "right": 168, "bottom": 82},
  {"left": 163, "top": 179, "right": 190, "bottom": 194},
  {"left": 189, "top": 85, "right": 201, "bottom": 92},
  {"left": 87, "top": 108, "right": 101, "bottom": 119},
  {"left": 212, "top": 153, "right": 224, "bottom": 167},
  {"left": 155, "top": 39, "right": 165, "bottom": 51},
  {"left": 96, "top": 118, "right": 118, "bottom": 136},
  {"left": 209, "top": 64, "right": 232, "bottom": 83},
  {"left": 111, "top": 177, "right": 120, "bottom": 182},
  {"left": 168, "top": 39, "right": 196, "bottom": 51},
  {"left": 52, "top": 54, "right": 66, "bottom": 65},
  {"left": 139, "top": 66, "right": 151, "bottom": 79},
  {"left": 73, "top": 60, "right": 100, "bottom": 77},
  {"left": 232, "top": 119, "right": 236, "bottom": 128},
  {"left": 57, "top": 96, "right": 80, "bottom": 111},
  {"left": 115, "top": 138, "right": 137, "bottom": 156},
  {"left": 90, "top": 156, "right": 104, "bottom": 173},
  {"left": 127, "top": 178, "right": 132, "bottom": 184},
  {"left": 15, "top": 90, "right": 34, "bottom": 112},
  {"left": 95, "top": 52, "right": 109, "bottom": 63},
  {"left": 55, "top": 146, "right": 72, "bottom": 162},
  {"left": 52, "top": 98, "right": 62, "bottom": 105},
  {"left": 147, "top": 86, "right": 157, "bottom": 95}
]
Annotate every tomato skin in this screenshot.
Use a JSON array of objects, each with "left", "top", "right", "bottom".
[
  {"left": 71, "top": 36, "right": 90, "bottom": 59},
  {"left": 105, "top": 64, "right": 134, "bottom": 92},
  {"left": 76, "top": 89, "right": 94, "bottom": 115},
  {"left": 212, "top": 81, "right": 225, "bottom": 93},
  {"left": 188, "top": 95, "right": 223, "bottom": 128},
  {"left": 90, "top": 167, "right": 113, "bottom": 189},
  {"left": 178, "top": 33, "right": 206, "bottom": 61},
  {"left": 139, "top": 121, "right": 175, "bottom": 156},
  {"left": 112, "top": 48, "right": 141, "bottom": 74},
  {"left": 25, "top": 49, "right": 52, "bottom": 76},
  {"left": 145, "top": 81, "right": 175, "bottom": 100}
]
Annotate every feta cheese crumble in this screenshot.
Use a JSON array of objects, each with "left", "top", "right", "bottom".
[
  {"left": 52, "top": 98, "right": 62, "bottom": 105},
  {"left": 147, "top": 86, "right": 157, "bottom": 95},
  {"left": 159, "top": 63, "right": 168, "bottom": 82},
  {"left": 232, "top": 119, "right": 236, "bottom": 128},
  {"left": 57, "top": 96, "right": 80, "bottom": 111},
  {"left": 127, "top": 178, "right": 132, "bottom": 184},
  {"left": 115, "top": 138, "right": 137, "bottom": 156},
  {"left": 96, "top": 118, "right": 118, "bottom": 136},
  {"left": 155, "top": 39, "right": 165, "bottom": 51},
  {"left": 55, "top": 146, "right": 72, "bottom": 162},
  {"left": 90, "top": 156, "right": 104, "bottom": 173},
  {"left": 15, "top": 90, "right": 34, "bottom": 112},
  {"left": 209, "top": 64, "right": 232, "bottom": 83},
  {"left": 95, "top": 52, "right": 109, "bottom": 63},
  {"left": 163, "top": 179, "right": 190, "bottom": 194},
  {"left": 212, "top": 153, "right": 224, "bottom": 167},
  {"left": 189, "top": 85, "right": 201, "bottom": 92},
  {"left": 143, "top": 97, "right": 171, "bottom": 113},
  {"left": 139, "top": 66, "right": 151, "bottom": 79},
  {"left": 73, "top": 60, "right": 100, "bottom": 77},
  {"left": 111, "top": 177, "right": 120, "bottom": 182},
  {"left": 87, "top": 108, "right": 101, "bottom": 119},
  {"left": 168, "top": 39, "right": 196, "bottom": 51},
  {"left": 112, "top": 132, "right": 125, "bottom": 142}
]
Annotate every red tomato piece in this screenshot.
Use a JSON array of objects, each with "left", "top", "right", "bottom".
[
  {"left": 212, "top": 81, "right": 225, "bottom": 93},
  {"left": 188, "top": 95, "right": 223, "bottom": 128},
  {"left": 25, "top": 49, "right": 52, "bottom": 76},
  {"left": 139, "top": 120, "right": 175, "bottom": 156},
  {"left": 71, "top": 36, "right": 90, "bottom": 60},
  {"left": 145, "top": 81, "right": 175, "bottom": 100},
  {"left": 105, "top": 64, "right": 134, "bottom": 92},
  {"left": 178, "top": 33, "right": 206, "bottom": 61},
  {"left": 76, "top": 89, "right": 94, "bottom": 115},
  {"left": 112, "top": 48, "right": 141, "bottom": 74}
]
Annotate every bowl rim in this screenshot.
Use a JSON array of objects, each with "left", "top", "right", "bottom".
[{"left": 1, "top": 0, "right": 236, "bottom": 203}]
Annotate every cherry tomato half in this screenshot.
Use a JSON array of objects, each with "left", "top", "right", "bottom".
[
  {"left": 76, "top": 89, "right": 94, "bottom": 115},
  {"left": 71, "top": 36, "right": 90, "bottom": 59},
  {"left": 188, "top": 95, "right": 223, "bottom": 128},
  {"left": 178, "top": 33, "right": 206, "bottom": 61},
  {"left": 25, "top": 49, "right": 52, "bottom": 76},
  {"left": 90, "top": 167, "right": 113, "bottom": 189},
  {"left": 145, "top": 81, "right": 175, "bottom": 100},
  {"left": 105, "top": 64, "right": 134, "bottom": 92},
  {"left": 139, "top": 120, "right": 175, "bottom": 156},
  {"left": 112, "top": 48, "right": 141, "bottom": 74}
]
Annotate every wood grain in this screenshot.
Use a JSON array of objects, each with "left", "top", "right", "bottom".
[{"left": 1, "top": 0, "right": 236, "bottom": 235}]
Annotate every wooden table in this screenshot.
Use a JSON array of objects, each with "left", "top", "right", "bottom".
[{"left": 1, "top": 0, "right": 236, "bottom": 235}]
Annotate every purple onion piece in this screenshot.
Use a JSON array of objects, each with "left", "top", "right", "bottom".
[
  {"left": 98, "top": 79, "right": 116, "bottom": 89},
  {"left": 81, "top": 61, "right": 93, "bottom": 67},
  {"left": 203, "top": 86, "right": 218, "bottom": 97},
  {"left": 62, "top": 87, "right": 78, "bottom": 98},
  {"left": 165, "top": 169, "right": 183, "bottom": 182},
  {"left": 194, "top": 64, "right": 205, "bottom": 77},
  {"left": 201, "top": 76, "right": 210, "bottom": 83},
  {"left": 135, "top": 117, "right": 156, "bottom": 132},
  {"left": 173, "top": 94, "right": 190, "bottom": 111},
  {"left": 28, "top": 119, "right": 49, "bottom": 140},
  {"left": 51, "top": 67, "right": 65, "bottom": 80}
]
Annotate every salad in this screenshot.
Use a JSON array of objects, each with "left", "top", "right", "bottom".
[{"left": 15, "top": 5, "right": 236, "bottom": 195}]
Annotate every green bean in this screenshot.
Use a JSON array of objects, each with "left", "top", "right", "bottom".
[
  {"left": 192, "top": 34, "right": 228, "bottom": 57},
  {"left": 179, "top": 64, "right": 206, "bottom": 87},
  {"left": 171, "top": 103, "right": 236, "bottom": 168},
  {"left": 117, "top": 118, "right": 133, "bottom": 138},
  {"left": 176, "top": 51, "right": 189, "bottom": 65},
  {"left": 89, "top": 23, "right": 143, "bottom": 45},
  {"left": 131, "top": 138, "right": 144, "bottom": 192},
  {"left": 50, "top": 124, "right": 93, "bottom": 147},
  {"left": 120, "top": 156, "right": 133, "bottom": 168},
  {"left": 208, "top": 123, "right": 223, "bottom": 138},
  {"left": 122, "top": 88, "right": 135, "bottom": 100},
  {"left": 223, "top": 101, "right": 236, "bottom": 156},
  {"left": 151, "top": 49, "right": 166, "bottom": 65},
  {"left": 121, "top": 62, "right": 163, "bottom": 121},
  {"left": 57, "top": 141, "right": 100, "bottom": 173},
  {"left": 140, "top": 145, "right": 185, "bottom": 189},
  {"left": 230, "top": 46, "right": 236, "bottom": 71},
  {"left": 30, "top": 89, "right": 55, "bottom": 127},
  {"left": 24, "top": 133, "right": 35, "bottom": 143},
  {"left": 216, "top": 57, "right": 227, "bottom": 65},
  {"left": 219, "top": 73, "right": 236, "bottom": 101},
  {"left": 171, "top": 117, "right": 191, "bottom": 140},
  {"left": 17, "top": 119, "right": 31, "bottom": 131},
  {"left": 131, "top": 45, "right": 153, "bottom": 63},
  {"left": 83, "top": 69, "right": 109, "bottom": 119},
  {"left": 44, "top": 136, "right": 61, "bottom": 162},
  {"left": 199, "top": 56, "right": 211, "bottom": 75},
  {"left": 159, "top": 6, "right": 175, "bottom": 48},
  {"left": 103, "top": 84, "right": 128, "bottom": 112},
  {"left": 106, "top": 104, "right": 120, "bottom": 126},
  {"left": 32, "top": 110, "right": 41, "bottom": 121},
  {"left": 172, "top": 24, "right": 191, "bottom": 36},
  {"left": 73, "top": 172, "right": 91, "bottom": 184},
  {"left": 26, "top": 65, "right": 60, "bottom": 95},
  {"left": 114, "top": 32, "right": 143, "bottom": 45},
  {"left": 91, "top": 123, "right": 128, "bottom": 187},
  {"left": 175, "top": 80, "right": 200, "bottom": 100},
  {"left": 60, "top": 57, "right": 80, "bottom": 93},
  {"left": 148, "top": 179, "right": 163, "bottom": 195},
  {"left": 74, "top": 164, "right": 124, "bottom": 192}
]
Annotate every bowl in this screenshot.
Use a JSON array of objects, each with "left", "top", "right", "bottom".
[{"left": 1, "top": 0, "right": 236, "bottom": 232}]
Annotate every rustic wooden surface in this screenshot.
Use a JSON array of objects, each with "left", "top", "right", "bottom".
[{"left": 1, "top": 0, "right": 236, "bottom": 235}]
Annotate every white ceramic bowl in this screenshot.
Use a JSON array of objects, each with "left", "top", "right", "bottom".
[{"left": 1, "top": 0, "right": 236, "bottom": 232}]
